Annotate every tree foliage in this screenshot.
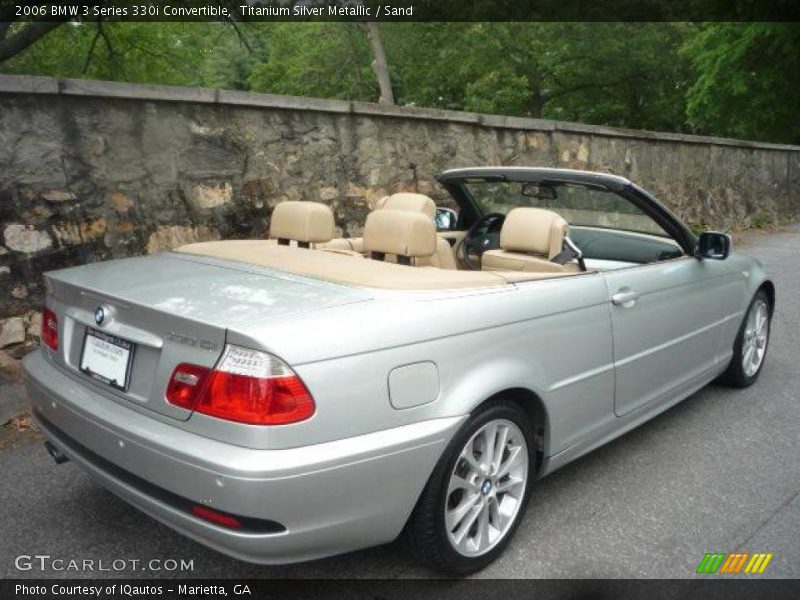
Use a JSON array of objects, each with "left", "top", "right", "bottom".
[
  {"left": 0, "top": 20, "right": 798, "bottom": 144},
  {"left": 245, "top": 23, "right": 376, "bottom": 100},
  {"left": 682, "top": 23, "right": 800, "bottom": 143},
  {"left": 0, "top": 21, "right": 220, "bottom": 85},
  {"left": 383, "top": 23, "right": 691, "bottom": 132}
]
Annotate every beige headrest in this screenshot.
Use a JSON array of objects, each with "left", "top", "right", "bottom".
[
  {"left": 269, "top": 201, "right": 334, "bottom": 244},
  {"left": 375, "top": 193, "right": 436, "bottom": 219},
  {"left": 500, "top": 207, "right": 568, "bottom": 258},
  {"left": 363, "top": 209, "right": 436, "bottom": 258}
]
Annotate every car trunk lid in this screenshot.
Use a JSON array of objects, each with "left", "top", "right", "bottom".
[{"left": 43, "top": 252, "right": 369, "bottom": 421}]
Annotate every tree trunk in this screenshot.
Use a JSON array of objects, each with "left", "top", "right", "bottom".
[
  {"left": 364, "top": 22, "right": 394, "bottom": 105},
  {"left": 0, "top": 21, "right": 64, "bottom": 63},
  {"left": 527, "top": 92, "right": 545, "bottom": 118}
]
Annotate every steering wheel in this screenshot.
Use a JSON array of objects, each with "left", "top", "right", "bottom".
[{"left": 460, "top": 212, "right": 506, "bottom": 270}]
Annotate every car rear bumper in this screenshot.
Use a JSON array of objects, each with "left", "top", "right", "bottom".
[{"left": 23, "top": 350, "right": 462, "bottom": 564}]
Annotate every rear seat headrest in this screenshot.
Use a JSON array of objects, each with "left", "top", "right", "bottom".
[
  {"left": 363, "top": 209, "right": 437, "bottom": 258},
  {"left": 374, "top": 193, "right": 436, "bottom": 219},
  {"left": 269, "top": 201, "right": 335, "bottom": 245}
]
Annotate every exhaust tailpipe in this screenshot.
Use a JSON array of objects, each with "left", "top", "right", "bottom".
[{"left": 44, "top": 441, "right": 69, "bottom": 464}]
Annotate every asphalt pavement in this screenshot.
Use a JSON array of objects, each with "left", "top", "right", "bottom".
[{"left": 1, "top": 228, "right": 798, "bottom": 579}]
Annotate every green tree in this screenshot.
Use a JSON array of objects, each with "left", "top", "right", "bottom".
[
  {"left": 0, "top": 21, "right": 221, "bottom": 86},
  {"left": 682, "top": 23, "right": 800, "bottom": 143},
  {"left": 0, "top": 9, "right": 64, "bottom": 63},
  {"left": 6, "top": 20, "right": 799, "bottom": 144},
  {"left": 245, "top": 23, "right": 376, "bottom": 100},
  {"left": 538, "top": 23, "right": 691, "bottom": 131},
  {"left": 199, "top": 24, "right": 265, "bottom": 91},
  {"left": 384, "top": 23, "right": 690, "bottom": 131}
]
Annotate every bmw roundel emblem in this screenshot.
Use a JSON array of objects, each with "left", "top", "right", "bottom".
[{"left": 94, "top": 306, "right": 106, "bottom": 326}]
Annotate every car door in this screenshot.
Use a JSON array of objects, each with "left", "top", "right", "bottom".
[{"left": 604, "top": 256, "right": 729, "bottom": 417}]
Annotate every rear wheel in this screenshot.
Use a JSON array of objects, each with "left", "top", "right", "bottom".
[
  {"left": 403, "top": 400, "right": 535, "bottom": 574},
  {"left": 719, "top": 289, "right": 771, "bottom": 387}
]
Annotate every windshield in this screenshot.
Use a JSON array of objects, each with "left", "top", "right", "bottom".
[{"left": 464, "top": 179, "right": 671, "bottom": 238}]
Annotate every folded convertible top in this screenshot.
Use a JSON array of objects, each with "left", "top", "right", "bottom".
[{"left": 176, "top": 240, "right": 579, "bottom": 290}]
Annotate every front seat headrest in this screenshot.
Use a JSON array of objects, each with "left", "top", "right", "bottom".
[
  {"left": 500, "top": 207, "right": 569, "bottom": 259},
  {"left": 374, "top": 193, "right": 436, "bottom": 219},
  {"left": 269, "top": 201, "right": 335, "bottom": 246},
  {"left": 363, "top": 209, "right": 437, "bottom": 262}
]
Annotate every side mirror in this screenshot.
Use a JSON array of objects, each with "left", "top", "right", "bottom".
[
  {"left": 435, "top": 207, "right": 458, "bottom": 231},
  {"left": 695, "top": 231, "right": 731, "bottom": 260}
]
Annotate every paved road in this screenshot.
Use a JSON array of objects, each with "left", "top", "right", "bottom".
[{"left": 1, "top": 229, "right": 798, "bottom": 580}]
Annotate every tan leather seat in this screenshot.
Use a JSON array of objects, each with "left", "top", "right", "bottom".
[
  {"left": 318, "top": 193, "right": 458, "bottom": 269},
  {"left": 375, "top": 194, "right": 457, "bottom": 270},
  {"left": 319, "top": 237, "right": 362, "bottom": 253},
  {"left": 481, "top": 207, "right": 578, "bottom": 273},
  {"left": 374, "top": 193, "right": 436, "bottom": 217},
  {"left": 370, "top": 193, "right": 457, "bottom": 269},
  {"left": 362, "top": 209, "right": 436, "bottom": 266},
  {"left": 269, "top": 201, "right": 335, "bottom": 248}
]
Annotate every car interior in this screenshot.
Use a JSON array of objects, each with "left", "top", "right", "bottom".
[{"left": 177, "top": 184, "right": 687, "bottom": 290}]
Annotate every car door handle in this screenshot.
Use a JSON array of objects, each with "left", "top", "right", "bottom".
[{"left": 611, "top": 290, "right": 639, "bottom": 307}]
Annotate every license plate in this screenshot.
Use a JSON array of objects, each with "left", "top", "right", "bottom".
[{"left": 80, "top": 328, "right": 135, "bottom": 391}]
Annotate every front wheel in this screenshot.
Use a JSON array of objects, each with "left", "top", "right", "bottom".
[
  {"left": 719, "top": 289, "right": 772, "bottom": 387},
  {"left": 403, "top": 400, "right": 535, "bottom": 574}
]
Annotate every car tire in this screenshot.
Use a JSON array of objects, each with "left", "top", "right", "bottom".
[
  {"left": 719, "top": 289, "right": 772, "bottom": 388},
  {"left": 402, "top": 399, "right": 536, "bottom": 575}
]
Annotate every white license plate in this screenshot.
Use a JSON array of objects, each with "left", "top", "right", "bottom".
[{"left": 80, "top": 328, "right": 135, "bottom": 391}]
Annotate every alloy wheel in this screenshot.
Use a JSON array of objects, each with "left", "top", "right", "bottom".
[
  {"left": 742, "top": 298, "right": 769, "bottom": 377},
  {"left": 444, "top": 419, "right": 529, "bottom": 557}
]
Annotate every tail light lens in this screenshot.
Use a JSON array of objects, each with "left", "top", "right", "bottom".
[
  {"left": 166, "top": 345, "right": 315, "bottom": 426},
  {"left": 166, "top": 363, "right": 211, "bottom": 409},
  {"left": 41, "top": 307, "right": 58, "bottom": 350}
]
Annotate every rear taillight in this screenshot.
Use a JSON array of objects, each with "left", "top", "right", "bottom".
[
  {"left": 166, "top": 363, "right": 211, "bottom": 409},
  {"left": 41, "top": 307, "right": 58, "bottom": 350},
  {"left": 165, "top": 346, "right": 315, "bottom": 426}
]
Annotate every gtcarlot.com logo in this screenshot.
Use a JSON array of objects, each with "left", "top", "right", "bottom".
[
  {"left": 696, "top": 552, "right": 773, "bottom": 574},
  {"left": 15, "top": 554, "right": 194, "bottom": 572}
]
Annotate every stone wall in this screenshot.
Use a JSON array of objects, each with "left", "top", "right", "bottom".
[{"left": 0, "top": 74, "right": 799, "bottom": 375}]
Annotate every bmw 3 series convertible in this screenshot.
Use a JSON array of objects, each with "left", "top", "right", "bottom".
[{"left": 23, "top": 167, "right": 774, "bottom": 574}]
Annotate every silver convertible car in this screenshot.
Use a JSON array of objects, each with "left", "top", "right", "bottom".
[{"left": 23, "top": 167, "right": 773, "bottom": 574}]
